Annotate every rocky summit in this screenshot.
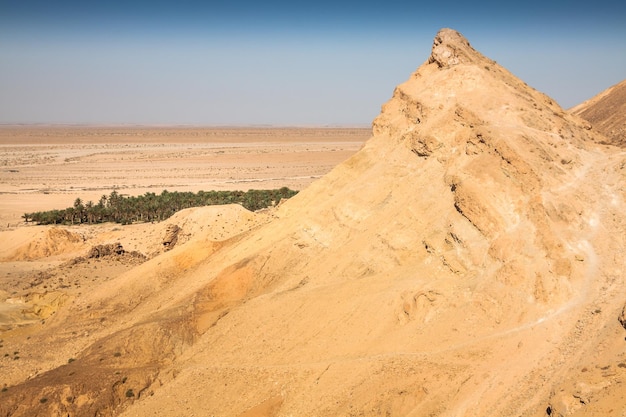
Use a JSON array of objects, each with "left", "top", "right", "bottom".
[{"left": 1, "top": 28, "right": 625, "bottom": 417}]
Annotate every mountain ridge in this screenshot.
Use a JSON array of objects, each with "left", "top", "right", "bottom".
[{"left": 570, "top": 78, "right": 626, "bottom": 147}]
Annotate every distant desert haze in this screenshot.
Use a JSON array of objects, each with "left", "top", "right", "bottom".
[{"left": 1, "top": 28, "right": 625, "bottom": 417}]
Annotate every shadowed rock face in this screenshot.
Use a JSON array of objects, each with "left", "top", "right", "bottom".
[
  {"left": 88, "top": 243, "right": 125, "bottom": 258},
  {"left": 619, "top": 304, "right": 626, "bottom": 330},
  {"left": 570, "top": 79, "right": 626, "bottom": 147},
  {"left": 162, "top": 224, "right": 180, "bottom": 250},
  {"left": 1, "top": 28, "right": 625, "bottom": 417}
]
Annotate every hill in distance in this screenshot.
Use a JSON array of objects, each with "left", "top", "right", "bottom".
[
  {"left": 570, "top": 79, "right": 626, "bottom": 147},
  {"left": 1, "top": 29, "right": 625, "bottom": 417}
]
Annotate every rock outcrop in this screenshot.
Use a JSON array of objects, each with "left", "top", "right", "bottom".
[
  {"left": 428, "top": 28, "right": 481, "bottom": 67},
  {"left": 162, "top": 224, "right": 180, "bottom": 250},
  {"left": 87, "top": 242, "right": 125, "bottom": 258}
]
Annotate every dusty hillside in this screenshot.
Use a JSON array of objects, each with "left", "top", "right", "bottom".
[
  {"left": 1, "top": 29, "right": 625, "bottom": 417},
  {"left": 570, "top": 79, "right": 626, "bottom": 147}
]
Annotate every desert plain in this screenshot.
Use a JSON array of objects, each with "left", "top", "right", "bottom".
[
  {"left": 1, "top": 29, "right": 626, "bottom": 417},
  {"left": 0, "top": 126, "right": 369, "bottom": 228}
]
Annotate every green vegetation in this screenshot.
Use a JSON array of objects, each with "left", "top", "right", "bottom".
[{"left": 23, "top": 188, "right": 298, "bottom": 226}]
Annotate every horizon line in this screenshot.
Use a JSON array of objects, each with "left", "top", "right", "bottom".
[{"left": 0, "top": 123, "right": 372, "bottom": 129}]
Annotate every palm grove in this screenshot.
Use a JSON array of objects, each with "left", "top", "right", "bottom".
[{"left": 23, "top": 188, "right": 298, "bottom": 225}]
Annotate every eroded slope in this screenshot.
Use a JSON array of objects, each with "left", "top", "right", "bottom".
[
  {"left": 570, "top": 79, "right": 626, "bottom": 147},
  {"left": 1, "top": 29, "right": 625, "bottom": 417}
]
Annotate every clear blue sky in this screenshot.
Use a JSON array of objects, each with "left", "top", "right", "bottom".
[{"left": 1, "top": 0, "right": 624, "bottom": 126}]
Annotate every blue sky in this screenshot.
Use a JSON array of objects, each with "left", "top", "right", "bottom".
[{"left": 1, "top": 0, "right": 625, "bottom": 126}]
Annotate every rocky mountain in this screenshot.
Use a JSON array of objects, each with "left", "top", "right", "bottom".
[
  {"left": 570, "top": 79, "right": 626, "bottom": 147},
  {"left": 1, "top": 28, "right": 625, "bottom": 417}
]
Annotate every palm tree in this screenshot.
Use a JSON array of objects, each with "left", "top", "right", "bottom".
[
  {"left": 73, "top": 198, "right": 85, "bottom": 224},
  {"left": 84, "top": 200, "right": 94, "bottom": 224}
]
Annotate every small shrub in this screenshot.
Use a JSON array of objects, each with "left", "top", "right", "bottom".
[
  {"left": 125, "top": 389, "right": 134, "bottom": 398},
  {"left": 68, "top": 358, "right": 75, "bottom": 363},
  {"left": 39, "top": 398, "right": 48, "bottom": 404}
]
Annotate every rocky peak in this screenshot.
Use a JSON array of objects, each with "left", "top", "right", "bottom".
[
  {"left": 428, "top": 28, "right": 483, "bottom": 68},
  {"left": 373, "top": 28, "right": 597, "bottom": 168}
]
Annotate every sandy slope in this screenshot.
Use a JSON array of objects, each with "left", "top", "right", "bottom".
[
  {"left": 1, "top": 29, "right": 625, "bottom": 417},
  {"left": 570, "top": 79, "right": 626, "bottom": 147}
]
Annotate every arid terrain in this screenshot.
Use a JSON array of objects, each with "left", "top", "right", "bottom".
[
  {"left": 0, "top": 127, "right": 368, "bottom": 228},
  {"left": 1, "top": 29, "right": 626, "bottom": 417},
  {"left": 570, "top": 79, "right": 626, "bottom": 147},
  {"left": 0, "top": 127, "right": 368, "bottom": 412}
]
